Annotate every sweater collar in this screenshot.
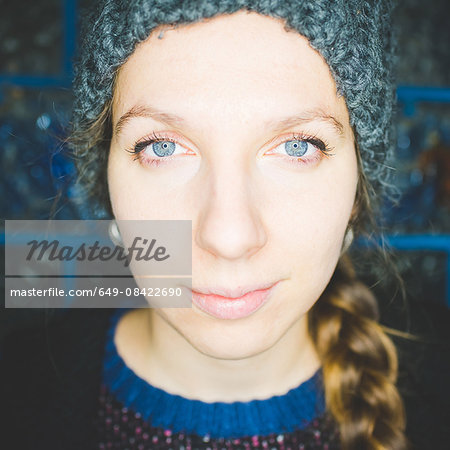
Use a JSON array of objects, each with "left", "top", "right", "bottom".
[{"left": 102, "top": 307, "right": 326, "bottom": 439}]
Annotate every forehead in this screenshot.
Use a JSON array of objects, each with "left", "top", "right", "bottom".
[{"left": 113, "top": 10, "right": 348, "bottom": 128}]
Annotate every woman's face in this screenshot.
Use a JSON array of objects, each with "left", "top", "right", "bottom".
[{"left": 108, "top": 11, "right": 358, "bottom": 359}]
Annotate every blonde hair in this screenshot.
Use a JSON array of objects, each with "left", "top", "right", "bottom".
[
  {"left": 309, "top": 257, "right": 408, "bottom": 449},
  {"left": 307, "top": 148, "right": 409, "bottom": 449}
]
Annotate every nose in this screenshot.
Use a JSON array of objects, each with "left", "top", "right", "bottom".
[{"left": 195, "top": 163, "right": 267, "bottom": 261}]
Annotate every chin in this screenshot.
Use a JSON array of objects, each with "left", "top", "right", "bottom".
[
  {"left": 178, "top": 312, "right": 285, "bottom": 360},
  {"left": 189, "top": 333, "right": 273, "bottom": 361}
]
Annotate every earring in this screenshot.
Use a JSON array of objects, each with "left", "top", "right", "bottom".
[
  {"left": 341, "top": 228, "right": 354, "bottom": 254},
  {"left": 108, "top": 220, "right": 123, "bottom": 247}
]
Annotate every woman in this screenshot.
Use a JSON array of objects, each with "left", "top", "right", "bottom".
[
  {"left": 75, "top": 0, "right": 407, "bottom": 448},
  {"left": 2, "top": 1, "right": 411, "bottom": 449}
]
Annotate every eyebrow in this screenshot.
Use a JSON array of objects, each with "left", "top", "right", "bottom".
[
  {"left": 267, "top": 109, "right": 345, "bottom": 136},
  {"left": 113, "top": 104, "right": 345, "bottom": 138},
  {"left": 114, "top": 104, "right": 185, "bottom": 137}
]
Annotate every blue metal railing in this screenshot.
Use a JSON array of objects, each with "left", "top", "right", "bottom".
[
  {"left": 361, "top": 234, "right": 450, "bottom": 306},
  {"left": 397, "top": 85, "right": 450, "bottom": 116},
  {"left": 0, "top": 0, "right": 76, "bottom": 89}
]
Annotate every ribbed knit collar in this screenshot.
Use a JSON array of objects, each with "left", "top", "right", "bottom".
[{"left": 102, "top": 308, "right": 326, "bottom": 439}]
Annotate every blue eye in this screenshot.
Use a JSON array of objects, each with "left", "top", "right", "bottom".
[
  {"left": 284, "top": 140, "right": 309, "bottom": 157},
  {"left": 152, "top": 141, "right": 176, "bottom": 157},
  {"left": 265, "top": 135, "right": 332, "bottom": 165},
  {"left": 129, "top": 134, "right": 194, "bottom": 167}
]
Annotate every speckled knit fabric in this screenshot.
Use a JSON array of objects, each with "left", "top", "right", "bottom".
[
  {"left": 95, "top": 308, "right": 340, "bottom": 449},
  {"left": 72, "top": 0, "right": 397, "bottom": 217}
]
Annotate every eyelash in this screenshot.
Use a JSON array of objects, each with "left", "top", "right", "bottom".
[
  {"left": 267, "top": 133, "right": 335, "bottom": 166},
  {"left": 126, "top": 132, "right": 181, "bottom": 167},
  {"left": 126, "top": 131, "right": 334, "bottom": 167}
]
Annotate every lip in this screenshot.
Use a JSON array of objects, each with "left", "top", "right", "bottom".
[
  {"left": 190, "top": 281, "right": 278, "bottom": 299},
  {"left": 189, "top": 281, "right": 280, "bottom": 320}
]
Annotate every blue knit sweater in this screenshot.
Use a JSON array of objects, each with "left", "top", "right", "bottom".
[{"left": 95, "top": 308, "right": 340, "bottom": 449}]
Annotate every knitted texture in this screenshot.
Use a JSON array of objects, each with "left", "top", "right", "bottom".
[
  {"left": 102, "top": 308, "right": 327, "bottom": 439},
  {"left": 95, "top": 385, "right": 341, "bottom": 449},
  {"left": 96, "top": 308, "right": 340, "bottom": 448},
  {"left": 72, "top": 0, "right": 397, "bottom": 216}
]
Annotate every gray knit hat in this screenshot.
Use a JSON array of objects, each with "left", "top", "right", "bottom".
[{"left": 72, "top": 0, "right": 397, "bottom": 219}]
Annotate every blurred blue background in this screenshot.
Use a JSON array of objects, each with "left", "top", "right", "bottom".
[{"left": 0, "top": 0, "right": 449, "bottom": 308}]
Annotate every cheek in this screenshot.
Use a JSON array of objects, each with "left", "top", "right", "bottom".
[
  {"left": 265, "top": 154, "right": 357, "bottom": 250},
  {"left": 108, "top": 148, "right": 158, "bottom": 220},
  {"left": 262, "top": 164, "right": 357, "bottom": 332},
  {"left": 108, "top": 148, "right": 198, "bottom": 220},
  {"left": 276, "top": 180, "right": 355, "bottom": 259},
  {"left": 266, "top": 152, "right": 358, "bottom": 284}
]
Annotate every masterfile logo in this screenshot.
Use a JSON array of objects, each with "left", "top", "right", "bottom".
[{"left": 4, "top": 220, "right": 192, "bottom": 308}]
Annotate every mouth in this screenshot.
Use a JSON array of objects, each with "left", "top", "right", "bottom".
[{"left": 188, "top": 281, "right": 280, "bottom": 320}]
